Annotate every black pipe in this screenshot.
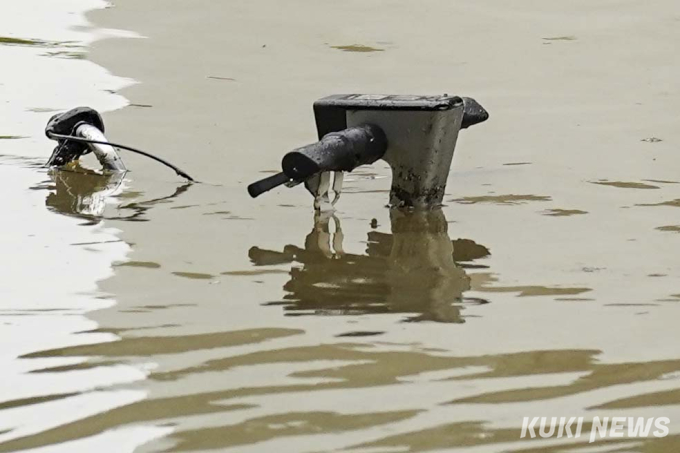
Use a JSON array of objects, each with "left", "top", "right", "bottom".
[
  {"left": 247, "top": 124, "right": 387, "bottom": 198},
  {"left": 247, "top": 172, "right": 291, "bottom": 198},
  {"left": 282, "top": 124, "right": 387, "bottom": 181}
]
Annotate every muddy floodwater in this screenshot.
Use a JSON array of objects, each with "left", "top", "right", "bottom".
[{"left": 2, "top": 1, "right": 680, "bottom": 452}]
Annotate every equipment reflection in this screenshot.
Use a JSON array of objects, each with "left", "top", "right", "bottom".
[
  {"left": 250, "top": 209, "right": 491, "bottom": 322},
  {"left": 42, "top": 164, "right": 190, "bottom": 222},
  {"left": 45, "top": 165, "right": 125, "bottom": 220}
]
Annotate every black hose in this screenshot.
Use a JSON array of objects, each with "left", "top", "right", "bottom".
[{"left": 46, "top": 131, "right": 195, "bottom": 182}]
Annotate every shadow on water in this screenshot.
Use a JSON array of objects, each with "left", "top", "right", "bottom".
[{"left": 249, "top": 208, "right": 491, "bottom": 323}]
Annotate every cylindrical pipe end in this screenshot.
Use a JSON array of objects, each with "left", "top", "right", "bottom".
[
  {"left": 281, "top": 124, "right": 387, "bottom": 181},
  {"left": 247, "top": 172, "right": 291, "bottom": 198}
]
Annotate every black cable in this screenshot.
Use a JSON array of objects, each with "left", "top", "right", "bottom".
[{"left": 46, "top": 131, "right": 195, "bottom": 182}]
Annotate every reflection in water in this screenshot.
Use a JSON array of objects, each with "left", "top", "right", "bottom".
[
  {"left": 249, "top": 209, "right": 491, "bottom": 322},
  {"left": 5, "top": 199, "right": 680, "bottom": 451},
  {"left": 39, "top": 164, "right": 191, "bottom": 223},
  {"left": 10, "top": 334, "right": 680, "bottom": 452},
  {"left": 45, "top": 164, "right": 125, "bottom": 220}
]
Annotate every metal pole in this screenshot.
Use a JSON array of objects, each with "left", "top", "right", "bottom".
[{"left": 75, "top": 124, "right": 127, "bottom": 172}]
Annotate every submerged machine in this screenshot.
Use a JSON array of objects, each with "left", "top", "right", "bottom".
[
  {"left": 44, "top": 95, "right": 488, "bottom": 211},
  {"left": 45, "top": 107, "right": 126, "bottom": 172},
  {"left": 248, "top": 94, "right": 489, "bottom": 209},
  {"left": 44, "top": 106, "right": 194, "bottom": 181}
]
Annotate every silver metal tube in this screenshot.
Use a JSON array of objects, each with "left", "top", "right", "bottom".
[{"left": 75, "top": 124, "right": 126, "bottom": 172}]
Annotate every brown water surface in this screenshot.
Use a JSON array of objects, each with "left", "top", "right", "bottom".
[{"left": 3, "top": 0, "right": 680, "bottom": 452}]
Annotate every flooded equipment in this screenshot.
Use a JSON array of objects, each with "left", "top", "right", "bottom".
[
  {"left": 45, "top": 107, "right": 125, "bottom": 171},
  {"left": 248, "top": 94, "right": 488, "bottom": 209},
  {"left": 45, "top": 107, "right": 194, "bottom": 181}
]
